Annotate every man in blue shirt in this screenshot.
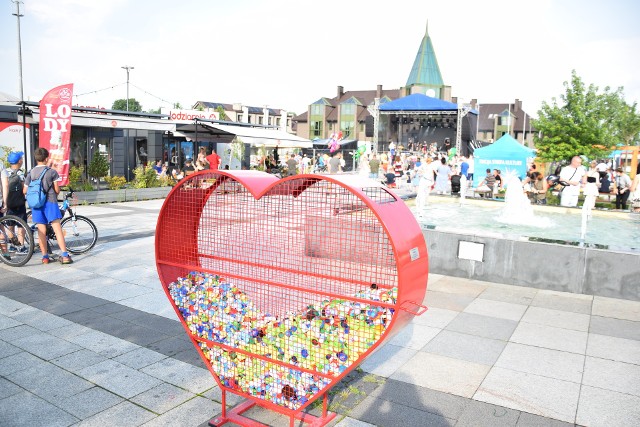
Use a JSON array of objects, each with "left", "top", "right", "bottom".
[{"left": 460, "top": 156, "right": 469, "bottom": 179}]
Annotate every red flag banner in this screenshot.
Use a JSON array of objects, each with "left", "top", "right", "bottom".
[{"left": 39, "top": 83, "right": 73, "bottom": 186}]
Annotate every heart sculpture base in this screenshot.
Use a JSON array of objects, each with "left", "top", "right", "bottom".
[{"left": 209, "top": 390, "right": 336, "bottom": 427}]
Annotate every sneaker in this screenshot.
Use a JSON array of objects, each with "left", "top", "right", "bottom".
[
  {"left": 2, "top": 253, "right": 11, "bottom": 261},
  {"left": 16, "top": 247, "right": 29, "bottom": 254},
  {"left": 42, "top": 256, "right": 50, "bottom": 264},
  {"left": 59, "top": 256, "right": 73, "bottom": 265}
]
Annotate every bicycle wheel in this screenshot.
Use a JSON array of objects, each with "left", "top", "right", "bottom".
[
  {"left": 0, "top": 215, "right": 35, "bottom": 267},
  {"left": 60, "top": 215, "right": 98, "bottom": 254}
]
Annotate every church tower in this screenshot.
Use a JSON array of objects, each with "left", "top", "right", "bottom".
[{"left": 405, "top": 22, "right": 446, "bottom": 99}]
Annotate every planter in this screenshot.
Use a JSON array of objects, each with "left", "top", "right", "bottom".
[{"left": 75, "top": 186, "right": 172, "bottom": 205}]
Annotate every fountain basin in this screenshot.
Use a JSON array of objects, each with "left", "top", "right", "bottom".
[{"left": 416, "top": 197, "right": 640, "bottom": 301}]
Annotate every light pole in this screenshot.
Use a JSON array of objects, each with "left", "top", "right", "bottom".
[
  {"left": 12, "top": 0, "right": 28, "bottom": 160},
  {"left": 121, "top": 66, "right": 134, "bottom": 181},
  {"left": 121, "top": 65, "right": 134, "bottom": 111}
]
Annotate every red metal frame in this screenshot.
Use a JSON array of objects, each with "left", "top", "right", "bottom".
[{"left": 156, "top": 171, "right": 428, "bottom": 424}]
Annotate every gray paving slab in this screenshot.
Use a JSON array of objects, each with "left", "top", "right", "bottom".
[
  {"left": 0, "top": 324, "right": 39, "bottom": 342},
  {"left": 456, "top": 399, "right": 521, "bottom": 426},
  {"left": 423, "top": 290, "right": 476, "bottom": 312},
  {"left": 0, "top": 376, "right": 23, "bottom": 400},
  {"left": 494, "top": 342, "right": 584, "bottom": 383},
  {"left": 78, "top": 360, "right": 163, "bottom": 399},
  {"left": 421, "top": 329, "right": 507, "bottom": 365},
  {"left": 131, "top": 382, "right": 196, "bottom": 414},
  {"left": 144, "top": 335, "right": 197, "bottom": 358},
  {"left": 0, "top": 314, "right": 22, "bottom": 330},
  {"left": 11, "top": 332, "right": 82, "bottom": 360},
  {"left": 0, "top": 351, "right": 49, "bottom": 376},
  {"left": 56, "top": 386, "right": 124, "bottom": 419},
  {"left": 358, "top": 343, "right": 418, "bottom": 377},
  {"left": 0, "top": 391, "right": 79, "bottom": 427},
  {"left": 445, "top": 312, "right": 518, "bottom": 341},
  {"left": 463, "top": 298, "right": 528, "bottom": 322},
  {"left": 47, "top": 323, "right": 94, "bottom": 340},
  {"left": 334, "top": 418, "right": 376, "bottom": 427},
  {"left": 30, "top": 297, "right": 87, "bottom": 316},
  {"left": 66, "top": 329, "right": 139, "bottom": 358},
  {"left": 576, "top": 385, "right": 640, "bottom": 427},
  {"left": 113, "top": 346, "right": 169, "bottom": 369},
  {"left": 140, "top": 396, "right": 218, "bottom": 427},
  {"left": 5, "top": 362, "right": 94, "bottom": 405},
  {"left": 140, "top": 357, "right": 215, "bottom": 394},
  {"left": 582, "top": 356, "right": 640, "bottom": 396},
  {"left": 170, "top": 348, "right": 208, "bottom": 370},
  {"left": 586, "top": 333, "right": 640, "bottom": 365},
  {"left": 50, "top": 348, "right": 108, "bottom": 372},
  {"left": 390, "top": 351, "right": 490, "bottom": 398},
  {"left": 386, "top": 322, "right": 441, "bottom": 350},
  {"left": 349, "top": 395, "right": 454, "bottom": 427},
  {"left": 368, "top": 378, "right": 468, "bottom": 420},
  {"left": 0, "top": 339, "right": 21, "bottom": 359},
  {"left": 201, "top": 385, "right": 246, "bottom": 407},
  {"left": 589, "top": 315, "right": 640, "bottom": 341},
  {"left": 75, "top": 401, "right": 155, "bottom": 426},
  {"left": 10, "top": 308, "right": 75, "bottom": 332},
  {"left": 520, "top": 306, "right": 590, "bottom": 332},
  {"left": 477, "top": 285, "right": 537, "bottom": 306},
  {"left": 530, "top": 291, "right": 593, "bottom": 314},
  {"left": 411, "top": 306, "right": 459, "bottom": 329},
  {"left": 509, "top": 322, "right": 588, "bottom": 354},
  {"left": 516, "top": 412, "right": 575, "bottom": 426},
  {"left": 474, "top": 367, "right": 580, "bottom": 424},
  {"left": 591, "top": 295, "right": 640, "bottom": 322}
]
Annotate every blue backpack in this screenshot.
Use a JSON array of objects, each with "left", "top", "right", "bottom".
[{"left": 26, "top": 167, "right": 50, "bottom": 209}]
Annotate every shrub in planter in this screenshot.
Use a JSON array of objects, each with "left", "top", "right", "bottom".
[
  {"left": 105, "top": 175, "right": 127, "bottom": 190},
  {"left": 87, "top": 152, "right": 109, "bottom": 190},
  {"left": 131, "top": 165, "right": 161, "bottom": 188}
]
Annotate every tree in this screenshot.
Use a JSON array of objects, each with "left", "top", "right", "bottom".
[
  {"left": 147, "top": 107, "right": 162, "bottom": 114},
  {"left": 532, "top": 70, "right": 633, "bottom": 162},
  {"left": 87, "top": 151, "right": 110, "bottom": 190},
  {"left": 617, "top": 102, "right": 640, "bottom": 146},
  {"left": 216, "top": 105, "right": 230, "bottom": 121},
  {"left": 112, "top": 98, "right": 142, "bottom": 112}
]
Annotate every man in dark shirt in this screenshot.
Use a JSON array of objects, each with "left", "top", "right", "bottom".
[{"left": 183, "top": 158, "right": 196, "bottom": 176}]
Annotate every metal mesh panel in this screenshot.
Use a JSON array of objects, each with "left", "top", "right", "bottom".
[{"left": 156, "top": 172, "right": 422, "bottom": 413}]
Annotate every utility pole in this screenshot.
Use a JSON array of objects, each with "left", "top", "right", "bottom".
[
  {"left": 121, "top": 66, "right": 134, "bottom": 111},
  {"left": 12, "top": 0, "right": 28, "bottom": 159}
]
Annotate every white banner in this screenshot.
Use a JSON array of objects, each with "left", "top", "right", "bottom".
[{"left": 161, "top": 108, "right": 220, "bottom": 123}]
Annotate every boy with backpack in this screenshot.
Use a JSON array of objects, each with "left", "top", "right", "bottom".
[{"left": 24, "top": 147, "right": 73, "bottom": 264}]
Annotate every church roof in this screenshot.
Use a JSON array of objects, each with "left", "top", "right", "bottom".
[{"left": 406, "top": 24, "right": 444, "bottom": 88}]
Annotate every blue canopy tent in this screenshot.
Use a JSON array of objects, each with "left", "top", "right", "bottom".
[{"left": 472, "top": 134, "right": 535, "bottom": 187}]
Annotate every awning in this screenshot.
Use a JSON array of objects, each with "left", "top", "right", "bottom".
[{"left": 198, "top": 122, "right": 312, "bottom": 148}]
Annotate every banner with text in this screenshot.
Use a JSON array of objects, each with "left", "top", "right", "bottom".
[{"left": 39, "top": 83, "right": 74, "bottom": 186}]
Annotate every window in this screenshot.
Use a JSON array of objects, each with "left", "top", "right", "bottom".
[
  {"left": 276, "top": 118, "right": 281, "bottom": 126},
  {"left": 311, "top": 105, "right": 324, "bottom": 116},
  {"left": 341, "top": 104, "right": 355, "bottom": 115},
  {"left": 340, "top": 120, "right": 354, "bottom": 138},
  {"left": 311, "top": 121, "right": 323, "bottom": 137},
  {"left": 258, "top": 116, "right": 263, "bottom": 125}
]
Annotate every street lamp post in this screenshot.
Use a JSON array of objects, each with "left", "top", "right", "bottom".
[
  {"left": 12, "top": 0, "right": 28, "bottom": 160},
  {"left": 121, "top": 65, "right": 134, "bottom": 111},
  {"left": 121, "top": 66, "right": 134, "bottom": 181}
]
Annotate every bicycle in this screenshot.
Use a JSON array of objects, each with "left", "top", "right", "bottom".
[
  {"left": 27, "top": 188, "right": 98, "bottom": 259},
  {"left": 0, "top": 214, "right": 35, "bottom": 267}
]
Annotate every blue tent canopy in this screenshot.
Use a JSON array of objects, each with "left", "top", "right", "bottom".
[
  {"left": 472, "top": 134, "right": 535, "bottom": 187},
  {"left": 379, "top": 93, "right": 459, "bottom": 112}
]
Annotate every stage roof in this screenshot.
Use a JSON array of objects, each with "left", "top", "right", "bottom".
[{"left": 379, "top": 93, "right": 460, "bottom": 112}]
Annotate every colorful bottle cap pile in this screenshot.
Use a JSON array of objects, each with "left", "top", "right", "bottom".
[{"left": 168, "top": 271, "right": 397, "bottom": 410}]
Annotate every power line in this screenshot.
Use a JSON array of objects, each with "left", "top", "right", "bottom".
[
  {"left": 74, "top": 82, "right": 126, "bottom": 98},
  {"left": 130, "top": 83, "right": 176, "bottom": 106}
]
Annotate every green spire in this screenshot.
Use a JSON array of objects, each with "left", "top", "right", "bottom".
[{"left": 406, "top": 22, "right": 444, "bottom": 89}]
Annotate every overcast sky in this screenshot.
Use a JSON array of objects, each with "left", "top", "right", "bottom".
[{"left": 1, "top": 0, "right": 639, "bottom": 118}]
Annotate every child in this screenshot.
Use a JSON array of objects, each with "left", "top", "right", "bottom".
[{"left": 24, "top": 147, "right": 73, "bottom": 264}]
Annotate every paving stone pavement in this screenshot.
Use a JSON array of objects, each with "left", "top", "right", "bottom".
[{"left": 1, "top": 198, "right": 639, "bottom": 426}]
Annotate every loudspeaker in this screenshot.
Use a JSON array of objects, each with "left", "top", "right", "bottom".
[{"left": 365, "top": 116, "right": 374, "bottom": 137}]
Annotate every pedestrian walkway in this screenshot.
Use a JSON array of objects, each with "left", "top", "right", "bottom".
[{"left": 1, "top": 199, "right": 639, "bottom": 426}]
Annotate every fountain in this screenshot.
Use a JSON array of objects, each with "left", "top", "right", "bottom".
[{"left": 497, "top": 175, "right": 551, "bottom": 228}]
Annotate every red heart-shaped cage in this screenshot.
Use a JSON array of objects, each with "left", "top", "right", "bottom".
[{"left": 155, "top": 170, "right": 428, "bottom": 421}]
